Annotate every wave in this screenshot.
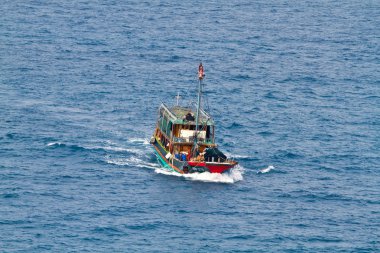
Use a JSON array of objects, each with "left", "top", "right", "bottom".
[
  {"left": 93, "top": 146, "right": 147, "bottom": 155},
  {"left": 224, "top": 153, "right": 251, "bottom": 159},
  {"left": 223, "top": 152, "right": 255, "bottom": 162},
  {"left": 46, "top": 142, "right": 85, "bottom": 151},
  {"left": 100, "top": 146, "right": 134, "bottom": 152},
  {"left": 154, "top": 165, "right": 244, "bottom": 184},
  {"left": 105, "top": 156, "right": 159, "bottom": 169},
  {"left": 46, "top": 142, "right": 149, "bottom": 155},
  {"left": 257, "top": 165, "right": 274, "bottom": 174},
  {"left": 47, "top": 142, "right": 64, "bottom": 147},
  {"left": 127, "top": 138, "right": 149, "bottom": 145},
  {"left": 227, "top": 122, "right": 244, "bottom": 129},
  {"left": 223, "top": 151, "right": 251, "bottom": 159}
]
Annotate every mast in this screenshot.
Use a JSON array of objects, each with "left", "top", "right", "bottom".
[
  {"left": 193, "top": 63, "right": 205, "bottom": 158},
  {"left": 195, "top": 78, "right": 202, "bottom": 137}
]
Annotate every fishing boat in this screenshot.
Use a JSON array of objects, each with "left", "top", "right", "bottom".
[{"left": 150, "top": 63, "right": 238, "bottom": 174}]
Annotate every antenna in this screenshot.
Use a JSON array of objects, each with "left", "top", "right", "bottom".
[{"left": 175, "top": 92, "right": 181, "bottom": 106}]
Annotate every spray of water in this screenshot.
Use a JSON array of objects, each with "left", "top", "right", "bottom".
[{"left": 154, "top": 165, "right": 244, "bottom": 184}]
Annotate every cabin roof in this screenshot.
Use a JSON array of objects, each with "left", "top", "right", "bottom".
[{"left": 159, "top": 103, "right": 214, "bottom": 126}]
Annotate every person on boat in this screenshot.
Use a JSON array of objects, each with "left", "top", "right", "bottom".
[
  {"left": 198, "top": 63, "right": 205, "bottom": 80},
  {"left": 185, "top": 112, "right": 195, "bottom": 121}
]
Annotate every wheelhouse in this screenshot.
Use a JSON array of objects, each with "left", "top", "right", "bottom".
[{"left": 154, "top": 103, "right": 217, "bottom": 158}]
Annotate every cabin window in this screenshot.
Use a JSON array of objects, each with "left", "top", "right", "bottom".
[
  {"left": 160, "top": 117, "right": 164, "bottom": 130},
  {"left": 160, "top": 115, "right": 173, "bottom": 137},
  {"left": 160, "top": 117, "right": 167, "bottom": 133},
  {"left": 167, "top": 122, "right": 173, "bottom": 136}
]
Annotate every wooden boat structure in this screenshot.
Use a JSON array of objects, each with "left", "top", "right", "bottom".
[{"left": 150, "top": 64, "right": 238, "bottom": 174}]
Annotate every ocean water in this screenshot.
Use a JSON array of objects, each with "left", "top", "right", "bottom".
[{"left": 1, "top": 0, "right": 379, "bottom": 252}]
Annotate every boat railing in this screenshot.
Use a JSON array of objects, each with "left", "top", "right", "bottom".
[
  {"left": 174, "top": 137, "right": 214, "bottom": 144},
  {"left": 159, "top": 103, "right": 177, "bottom": 121}
]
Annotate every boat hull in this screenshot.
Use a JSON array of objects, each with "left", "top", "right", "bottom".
[
  {"left": 152, "top": 140, "right": 237, "bottom": 174},
  {"left": 187, "top": 161, "right": 237, "bottom": 174}
]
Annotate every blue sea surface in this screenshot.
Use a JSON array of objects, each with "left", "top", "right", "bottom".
[{"left": 1, "top": 0, "right": 379, "bottom": 252}]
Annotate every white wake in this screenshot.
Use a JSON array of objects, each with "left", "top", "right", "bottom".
[
  {"left": 105, "top": 156, "right": 159, "bottom": 170},
  {"left": 154, "top": 165, "right": 244, "bottom": 184},
  {"left": 100, "top": 137, "right": 245, "bottom": 183}
]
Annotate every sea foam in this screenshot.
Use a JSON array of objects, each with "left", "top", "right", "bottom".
[{"left": 154, "top": 165, "right": 244, "bottom": 184}]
